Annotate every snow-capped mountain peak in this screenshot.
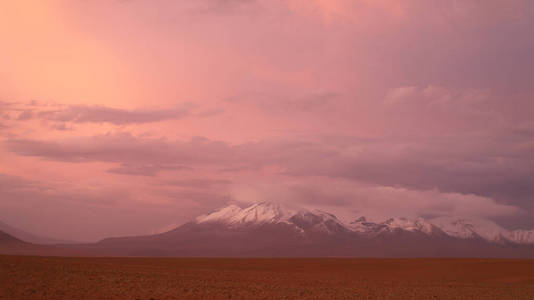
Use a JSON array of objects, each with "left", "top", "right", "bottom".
[
  {"left": 195, "top": 202, "right": 534, "bottom": 244},
  {"left": 196, "top": 202, "right": 302, "bottom": 225},
  {"left": 349, "top": 216, "right": 434, "bottom": 235},
  {"left": 508, "top": 229, "right": 534, "bottom": 244},
  {"left": 195, "top": 202, "right": 349, "bottom": 235},
  {"left": 429, "top": 217, "right": 534, "bottom": 244},
  {"left": 237, "top": 202, "right": 299, "bottom": 223},
  {"left": 383, "top": 217, "right": 434, "bottom": 234},
  {"left": 429, "top": 217, "right": 508, "bottom": 241},
  {"left": 195, "top": 204, "right": 242, "bottom": 224}
]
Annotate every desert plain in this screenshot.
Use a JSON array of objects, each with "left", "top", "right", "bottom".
[{"left": 1, "top": 256, "right": 534, "bottom": 299}]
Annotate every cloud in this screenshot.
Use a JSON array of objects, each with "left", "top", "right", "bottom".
[
  {"left": 16, "top": 110, "right": 33, "bottom": 121},
  {"left": 140, "top": 0, "right": 261, "bottom": 16},
  {"left": 4, "top": 128, "right": 534, "bottom": 212},
  {"left": 229, "top": 178, "right": 519, "bottom": 221},
  {"left": 165, "top": 178, "right": 232, "bottom": 188},
  {"left": 37, "top": 104, "right": 190, "bottom": 125},
  {"left": 0, "top": 101, "right": 199, "bottom": 129},
  {"left": 0, "top": 101, "right": 13, "bottom": 114},
  {"left": 384, "top": 85, "right": 488, "bottom": 109},
  {"left": 285, "top": 134, "right": 534, "bottom": 205},
  {"left": 107, "top": 163, "right": 191, "bottom": 177},
  {"left": 0, "top": 173, "right": 40, "bottom": 191},
  {"left": 227, "top": 91, "right": 338, "bottom": 114},
  {"left": 288, "top": 0, "right": 530, "bottom": 24},
  {"left": 2, "top": 0, "right": 534, "bottom": 239},
  {"left": 198, "top": 0, "right": 258, "bottom": 14},
  {"left": 373, "top": 86, "right": 534, "bottom": 149},
  {"left": 381, "top": 85, "right": 498, "bottom": 134},
  {"left": 158, "top": 189, "right": 232, "bottom": 207},
  {"left": 4, "top": 133, "right": 237, "bottom": 175}
]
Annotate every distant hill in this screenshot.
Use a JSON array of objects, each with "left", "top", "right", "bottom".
[
  {"left": 0, "top": 220, "right": 78, "bottom": 245},
  {"left": 0, "top": 229, "right": 94, "bottom": 257},
  {"left": 0, "top": 230, "right": 23, "bottom": 244}
]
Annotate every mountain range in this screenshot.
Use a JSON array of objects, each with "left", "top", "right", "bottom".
[{"left": 2, "top": 201, "right": 534, "bottom": 257}]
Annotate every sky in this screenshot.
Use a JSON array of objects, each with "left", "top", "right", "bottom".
[{"left": 1, "top": 0, "right": 534, "bottom": 242}]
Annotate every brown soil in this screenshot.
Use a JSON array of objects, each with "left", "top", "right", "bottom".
[{"left": 1, "top": 256, "right": 533, "bottom": 299}]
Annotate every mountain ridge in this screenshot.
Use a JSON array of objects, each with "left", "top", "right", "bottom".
[
  {"left": 193, "top": 202, "right": 534, "bottom": 245},
  {"left": 4, "top": 202, "right": 534, "bottom": 257},
  {"left": 0, "top": 220, "right": 79, "bottom": 245}
]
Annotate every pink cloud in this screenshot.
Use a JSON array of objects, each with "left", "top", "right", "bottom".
[{"left": 1, "top": 0, "right": 534, "bottom": 240}]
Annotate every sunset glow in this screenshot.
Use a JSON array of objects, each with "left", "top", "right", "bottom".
[{"left": 1, "top": 0, "right": 534, "bottom": 242}]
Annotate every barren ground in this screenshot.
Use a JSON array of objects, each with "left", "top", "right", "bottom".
[{"left": 1, "top": 256, "right": 534, "bottom": 299}]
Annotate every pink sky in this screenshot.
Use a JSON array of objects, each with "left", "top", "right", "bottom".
[{"left": 1, "top": 0, "right": 534, "bottom": 241}]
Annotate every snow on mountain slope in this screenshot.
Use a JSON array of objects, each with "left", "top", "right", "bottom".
[
  {"left": 429, "top": 217, "right": 534, "bottom": 244},
  {"left": 194, "top": 202, "right": 534, "bottom": 244},
  {"left": 385, "top": 218, "right": 434, "bottom": 234},
  {"left": 289, "top": 210, "right": 350, "bottom": 234},
  {"left": 348, "top": 215, "right": 534, "bottom": 244},
  {"left": 429, "top": 217, "right": 507, "bottom": 242},
  {"left": 508, "top": 230, "right": 534, "bottom": 244},
  {"left": 195, "top": 204, "right": 243, "bottom": 224},
  {"left": 195, "top": 202, "right": 349, "bottom": 234},
  {"left": 196, "top": 202, "right": 299, "bottom": 225},
  {"left": 349, "top": 217, "right": 435, "bottom": 235}
]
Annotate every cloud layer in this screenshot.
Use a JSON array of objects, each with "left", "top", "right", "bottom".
[{"left": 1, "top": 0, "right": 533, "bottom": 240}]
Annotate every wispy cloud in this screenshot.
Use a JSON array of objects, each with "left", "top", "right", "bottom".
[{"left": 37, "top": 105, "right": 190, "bottom": 125}]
